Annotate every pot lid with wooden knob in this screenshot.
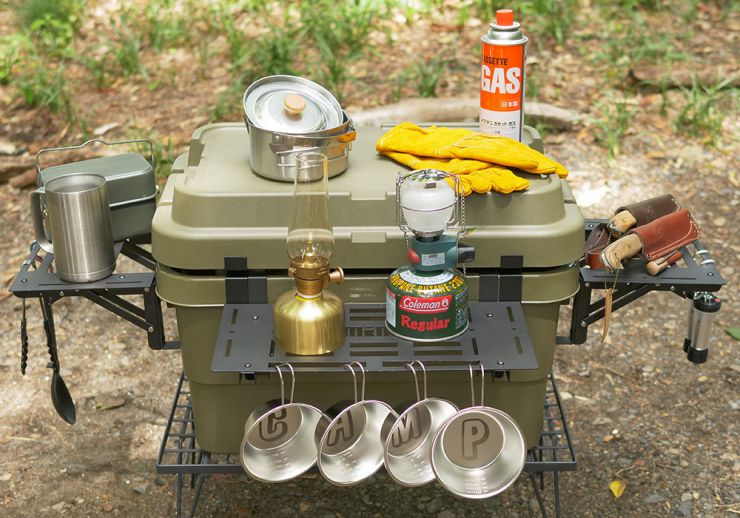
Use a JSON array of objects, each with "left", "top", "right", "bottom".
[{"left": 244, "top": 75, "right": 344, "bottom": 134}]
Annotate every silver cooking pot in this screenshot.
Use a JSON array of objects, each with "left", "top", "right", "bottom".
[{"left": 244, "top": 75, "right": 356, "bottom": 182}]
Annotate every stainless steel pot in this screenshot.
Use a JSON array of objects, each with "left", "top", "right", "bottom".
[{"left": 243, "top": 75, "right": 356, "bottom": 182}]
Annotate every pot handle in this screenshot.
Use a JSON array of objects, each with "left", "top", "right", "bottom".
[
  {"left": 30, "top": 188, "right": 53, "bottom": 253},
  {"left": 270, "top": 128, "right": 357, "bottom": 151},
  {"left": 36, "top": 138, "right": 155, "bottom": 178}
]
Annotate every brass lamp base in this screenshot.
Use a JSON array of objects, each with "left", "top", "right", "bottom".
[{"left": 273, "top": 290, "right": 345, "bottom": 355}]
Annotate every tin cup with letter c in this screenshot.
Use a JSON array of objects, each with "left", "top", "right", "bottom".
[
  {"left": 384, "top": 361, "right": 458, "bottom": 487},
  {"left": 431, "top": 364, "right": 526, "bottom": 499},
  {"left": 240, "top": 363, "right": 328, "bottom": 482},
  {"left": 316, "top": 362, "right": 397, "bottom": 486}
]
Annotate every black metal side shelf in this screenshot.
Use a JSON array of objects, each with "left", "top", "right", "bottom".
[
  {"left": 157, "top": 373, "right": 575, "bottom": 518},
  {"left": 567, "top": 220, "right": 726, "bottom": 345},
  {"left": 9, "top": 241, "right": 176, "bottom": 350},
  {"left": 212, "top": 302, "right": 538, "bottom": 374}
]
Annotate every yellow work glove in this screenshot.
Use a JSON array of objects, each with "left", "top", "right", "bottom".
[{"left": 376, "top": 123, "right": 568, "bottom": 178}]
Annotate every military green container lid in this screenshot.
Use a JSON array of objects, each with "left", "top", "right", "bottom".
[{"left": 152, "top": 123, "right": 583, "bottom": 270}]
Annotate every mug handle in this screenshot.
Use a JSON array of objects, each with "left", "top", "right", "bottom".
[{"left": 30, "top": 188, "right": 53, "bottom": 253}]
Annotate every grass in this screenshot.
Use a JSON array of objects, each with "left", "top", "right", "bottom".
[
  {"left": 593, "top": 94, "right": 636, "bottom": 158},
  {"left": 673, "top": 76, "right": 737, "bottom": 144},
  {"left": 413, "top": 55, "right": 452, "bottom": 98}
]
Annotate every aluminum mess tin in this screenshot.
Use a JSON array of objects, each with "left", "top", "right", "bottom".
[
  {"left": 243, "top": 75, "right": 355, "bottom": 181},
  {"left": 152, "top": 123, "right": 585, "bottom": 454},
  {"left": 39, "top": 153, "right": 157, "bottom": 241}
]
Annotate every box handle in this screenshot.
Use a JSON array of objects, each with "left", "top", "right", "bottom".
[{"left": 36, "top": 138, "right": 156, "bottom": 178}]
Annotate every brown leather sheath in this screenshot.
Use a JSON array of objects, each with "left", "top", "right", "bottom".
[
  {"left": 628, "top": 208, "right": 699, "bottom": 262},
  {"left": 616, "top": 194, "right": 680, "bottom": 227},
  {"left": 585, "top": 223, "right": 610, "bottom": 269}
]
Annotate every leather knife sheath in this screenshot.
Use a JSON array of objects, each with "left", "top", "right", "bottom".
[
  {"left": 609, "top": 194, "right": 681, "bottom": 236},
  {"left": 601, "top": 208, "right": 699, "bottom": 270},
  {"left": 585, "top": 223, "right": 610, "bottom": 269}
]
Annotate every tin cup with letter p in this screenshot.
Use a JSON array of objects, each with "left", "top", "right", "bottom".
[
  {"left": 240, "top": 363, "right": 328, "bottom": 482},
  {"left": 384, "top": 361, "right": 458, "bottom": 487},
  {"left": 316, "top": 362, "right": 397, "bottom": 486},
  {"left": 431, "top": 364, "right": 526, "bottom": 499}
]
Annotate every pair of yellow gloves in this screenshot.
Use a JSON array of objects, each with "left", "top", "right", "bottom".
[{"left": 375, "top": 123, "right": 568, "bottom": 195}]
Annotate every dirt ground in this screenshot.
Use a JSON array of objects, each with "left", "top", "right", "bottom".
[{"left": 1, "top": 1, "right": 739, "bottom": 517}]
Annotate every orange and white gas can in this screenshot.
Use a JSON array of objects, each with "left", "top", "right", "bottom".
[{"left": 480, "top": 9, "right": 528, "bottom": 141}]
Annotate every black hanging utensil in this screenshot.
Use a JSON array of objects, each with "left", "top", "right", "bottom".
[
  {"left": 20, "top": 298, "right": 28, "bottom": 375},
  {"left": 40, "top": 297, "right": 76, "bottom": 425}
]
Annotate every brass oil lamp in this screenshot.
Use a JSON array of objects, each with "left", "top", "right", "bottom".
[{"left": 274, "top": 152, "right": 345, "bottom": 355}]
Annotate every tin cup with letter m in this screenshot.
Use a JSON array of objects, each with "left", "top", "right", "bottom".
[
  {"left": 316, "top": 362, "right": 397, "bottom": 486},
  {"left": 431, "top": 364, "right": 526, "bottom": 499},
  {"left": 384, "top": 361, "right": 458, "bottom": 487},
  {"left": 240, "top": 363, "right": 328, "bottom": 482}
]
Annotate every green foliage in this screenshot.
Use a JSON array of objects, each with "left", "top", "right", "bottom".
[
  {"left": 246, "top": 26, "right": 300, "bottom": 79},
  {"left": 673, "top": 76, "right": 737, "bottom": 144},
  {"left": 528, "top": 0, "right": 577, "bottom": 45},
  {"left": 412, "top": 55, "right": 453, "bottom": 98},
  {"left": 299, "top": 0, "right": 387, "bottom": 97},
  {"left": 0, "top": 34, "right": 26, "bottom": 85},
  {"left": 16, "top": 59, "right": 76, "bottom": 123},
  {"left": 110, "top": 14, "right": 146, "bottom": 77},
  {"left": 593, "top": 95, "right": 636, "bottom": 158},
  {"left": 144, "top": 0, "right": 190, "bottom": 52},
  {"left": 14, "top": 0, "right": 83, "bottom": 29}
]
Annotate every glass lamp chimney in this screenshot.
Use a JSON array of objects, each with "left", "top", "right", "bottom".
[{"left": 287, "top": 152, "right": 334, "bottom": 261}]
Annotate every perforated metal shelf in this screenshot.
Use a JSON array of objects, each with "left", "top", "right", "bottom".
[{"left": 211, "top": 301, "right": 538, "bottom": 374}]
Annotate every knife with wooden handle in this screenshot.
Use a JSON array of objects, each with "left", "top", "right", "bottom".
[
  {"left": 607, "top": 194, "right": 681, "bottom": 237},
  {"left": 601, "top": 209, "right": 699, "bottom": 272}
]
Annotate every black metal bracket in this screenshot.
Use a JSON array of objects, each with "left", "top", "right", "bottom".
[
  {"left": 9, "top": 241, "right": 178, "bottom": 350},
  {"left": 479, "top": 255, "right": 524, "bottom": 302},
  {"left": 224, "top": 257, "right": 267, "bottom": 305},
  {"left": 563, "top": 219, "right": 726, "bottom": 345}
]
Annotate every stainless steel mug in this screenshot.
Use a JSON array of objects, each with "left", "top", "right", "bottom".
[
  {"left": 316, "top": 362, "right": 397, "bottom": 486},
  {"left": 240, "top": 364, "right": 328, "bottom": 483},
  {"left": 31, "top": 173, "right": 116, "bottom": 282},
  {"left": 430, "top": 364, "right": 526, "bottom": 499},
  {"left": 384, "top": 361, "right": 458, "bottom": 487}
]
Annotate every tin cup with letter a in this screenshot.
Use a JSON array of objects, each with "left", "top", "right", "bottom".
[
  {"left": 431, "top": 364, "right": 526, "bottom": 499},
  {"left": 384, "top": 361, "right": 458, "bottom": 487},
  {"left": 240, "top": 363, "right": 328, "bottom": 482},
  {"left": 316, "top": 362, "right": 397, "bottom": 486}
]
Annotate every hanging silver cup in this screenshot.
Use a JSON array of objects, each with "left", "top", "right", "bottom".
[
  {"left": 316, "top": 362, "right": 397, "bottom": 486},
  {"left": 240, "top": 363, "right": 328, "bottom": 482},
  {"left": 431, "top": 364, "right": 526, "bottom": 499},
  {"left": 384, "top": 361, "right": 458, "bottom": 487}
]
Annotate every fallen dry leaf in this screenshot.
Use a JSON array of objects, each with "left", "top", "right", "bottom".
[{"left": 609, "top": 480, "right": 626, "bottom": 498}]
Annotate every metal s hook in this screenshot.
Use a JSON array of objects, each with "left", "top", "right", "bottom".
[
  {"left": 343, "top": 363, "right": 358, "bottom": 403},
  {"left": 468, "top": 363, "right": 486, "bottom": 407}
]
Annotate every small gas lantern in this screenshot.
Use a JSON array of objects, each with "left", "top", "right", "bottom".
[{"left": 385, "top": 170, "right": 475, "bottom": 341}]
